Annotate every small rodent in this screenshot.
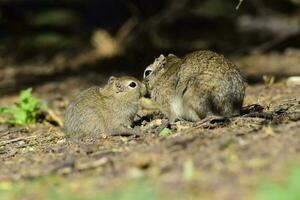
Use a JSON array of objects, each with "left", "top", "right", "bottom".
[
  {"left": 143, "top": 50, "right": 246, "bottom": 122},
  {"left": 64, "top": 76, "right": 146, "bottom": 137}
]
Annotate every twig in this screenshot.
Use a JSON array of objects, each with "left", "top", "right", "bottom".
[
  {"left": 0, "top": 135, "right": 37, "bottom": 147},
  {"left": 243, "top": 112, "right": 273, "bottom": 120},
  {"left": 236, "top": 0, "right": 244, "bottom": 10},
  {"left": 90, "top": 149, "right": 121, "bottom": 157},
  {"left": 116, "top": 17, "right": 139, "bottom": 43},
  {"left": 47, "top": 109, "right": 63, "bottom": 127},
  {"left": 0, "top": 127, "right": 27, "bottom": 138},
  {"left": 251, "top": 31, "right": 300, "bottom": 53}
]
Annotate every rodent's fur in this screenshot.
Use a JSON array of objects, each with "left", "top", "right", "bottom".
[
  {"left": 64, "top": 76, "right": 146, "bottom": 137},
  {"left": 143, "top": 50, "right": 246, "bottom": 122}
]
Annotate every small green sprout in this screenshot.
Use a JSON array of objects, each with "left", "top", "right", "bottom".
[
  {"left": 159, "top": 128, "right": 172, "bottom": 137},
  {"left": 0, "top": 88, "right": 47, "bottom": 126},
  {"left": 182, "top": 159, "right": 195, "bottom": 181}
]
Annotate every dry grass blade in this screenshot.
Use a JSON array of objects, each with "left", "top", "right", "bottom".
[{"left": 236, "top": 0, "right": 244, "bottom": 10}]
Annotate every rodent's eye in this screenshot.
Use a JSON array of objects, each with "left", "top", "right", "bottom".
[
  {"left": 144, "top": 69, "right": 152, "bottom": 78},
  {"left": 128, "top": 81, "right": 137, "bottom": 89}
]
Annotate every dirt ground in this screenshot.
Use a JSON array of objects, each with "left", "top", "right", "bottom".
[{"left": 0, "top": 51, "right": 300, "bottom": 200}]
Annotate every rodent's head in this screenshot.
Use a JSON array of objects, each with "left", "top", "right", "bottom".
[
  {"left": 143, "top": 54, "right": 167, "bottom": 92},
  {"left": 143, "top": 53, "right": 180, "bottom": 94},
  {"left": 107, "top": 76, "right": 146, "bottom": 99},
  {"left": 143, "top": 54, "right": 166, "bottom": 79}
]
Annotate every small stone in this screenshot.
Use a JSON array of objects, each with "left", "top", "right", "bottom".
[
  {"left": 56, "top": 139, "right": 66, "bottom": 144},
  {"left": 18, "top": 140, "right": 26, "bottom": 146},
  {"left": 286, "top": 76, "right": 300, "bottom": 86}
]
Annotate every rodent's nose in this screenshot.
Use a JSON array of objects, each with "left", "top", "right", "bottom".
[
  {"left": 141, "top": 83, "right": 147, "bottom": 97},
  {"left": 144, "top": 91, "right": 151, "bottom": 98}
]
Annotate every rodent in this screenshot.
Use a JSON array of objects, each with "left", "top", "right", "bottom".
[
  {"left": 143, "top": 50, "right": 246, "bottom": 122},
  {"left": 64, "top": 76, "right": 146, "bottom": 138}
]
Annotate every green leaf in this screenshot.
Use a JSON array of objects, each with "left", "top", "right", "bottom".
[
  {"left": 0, "top": 107, "right": 14, "bottom": 114},
  {"left": 21, "top": 98, "right": 39, "bottom": 112},
  {"left": 13, "top": 110, "right": 28, "bottom": 125},
  {"left": 0, "top": 87, "right": 47, "bottom": 126},
  {"left": 20, "top": 88, "right": 33, "bottom": 102}
]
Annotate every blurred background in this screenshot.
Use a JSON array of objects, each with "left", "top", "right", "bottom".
[
  {"left": 0, "top": 0, "right": 300, "bottom": 94},
  {"left": 0, "top": 2, "right": 300, "bottom": 199}
]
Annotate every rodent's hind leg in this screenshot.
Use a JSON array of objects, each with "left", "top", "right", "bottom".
[{"left": 182, "top": 90, "right": 211, "bottom": 121}]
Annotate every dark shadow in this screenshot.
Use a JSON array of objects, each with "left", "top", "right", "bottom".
[{"left": 0, "top": 55, "right": 147, "bottom": 96}]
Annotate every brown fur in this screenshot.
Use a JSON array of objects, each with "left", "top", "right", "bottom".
[
  {"left": 64, "top": 76, "right": 146, "bottom": 137},
  {"left": 143, "top": 50, "right": 246, "bottom": 122}
]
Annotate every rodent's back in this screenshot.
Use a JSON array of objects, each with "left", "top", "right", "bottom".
[
  {"left": 64, "top": 87, "right": 105, "bottom": 137},
  {"left": 177, "top": 50, "right": 245, "bottom": 92},
  {"left": 177, "top": 50, "right": 245, "bottom": 117},
  {"left": 180, "top": 51, "right": 241, "bottom": 79}
]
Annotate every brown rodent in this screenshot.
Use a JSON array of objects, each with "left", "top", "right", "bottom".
[
  {"left": 143, "top": 50, "right": 246, "bottom": 122},
  {"left": 64, "top": 76, "right": 146, "bottom": 137}
]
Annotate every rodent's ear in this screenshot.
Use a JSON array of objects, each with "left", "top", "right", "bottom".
[
  {"left": 108, "top": 76, "right": 116, "bottom": 84},
  {"left": 157, "top": 54, "right": 167, "bottom": 69},
  {"left": 158, "top": 54, "right": 165, "bottom": 60}
]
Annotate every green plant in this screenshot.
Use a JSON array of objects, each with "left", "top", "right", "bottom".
[
  {"left": 159, "top": 127, "right": 172, "bottom": 137},
  {"left": 0, "top": 88, "right": 47, "bottom": 126},
  {"left": 256, "top": 167, "right": 300, "bottom": 200}
]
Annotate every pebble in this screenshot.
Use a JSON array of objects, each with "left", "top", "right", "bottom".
[{"left": 286, "top": 76, "right": 300, "bottom": 86}]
